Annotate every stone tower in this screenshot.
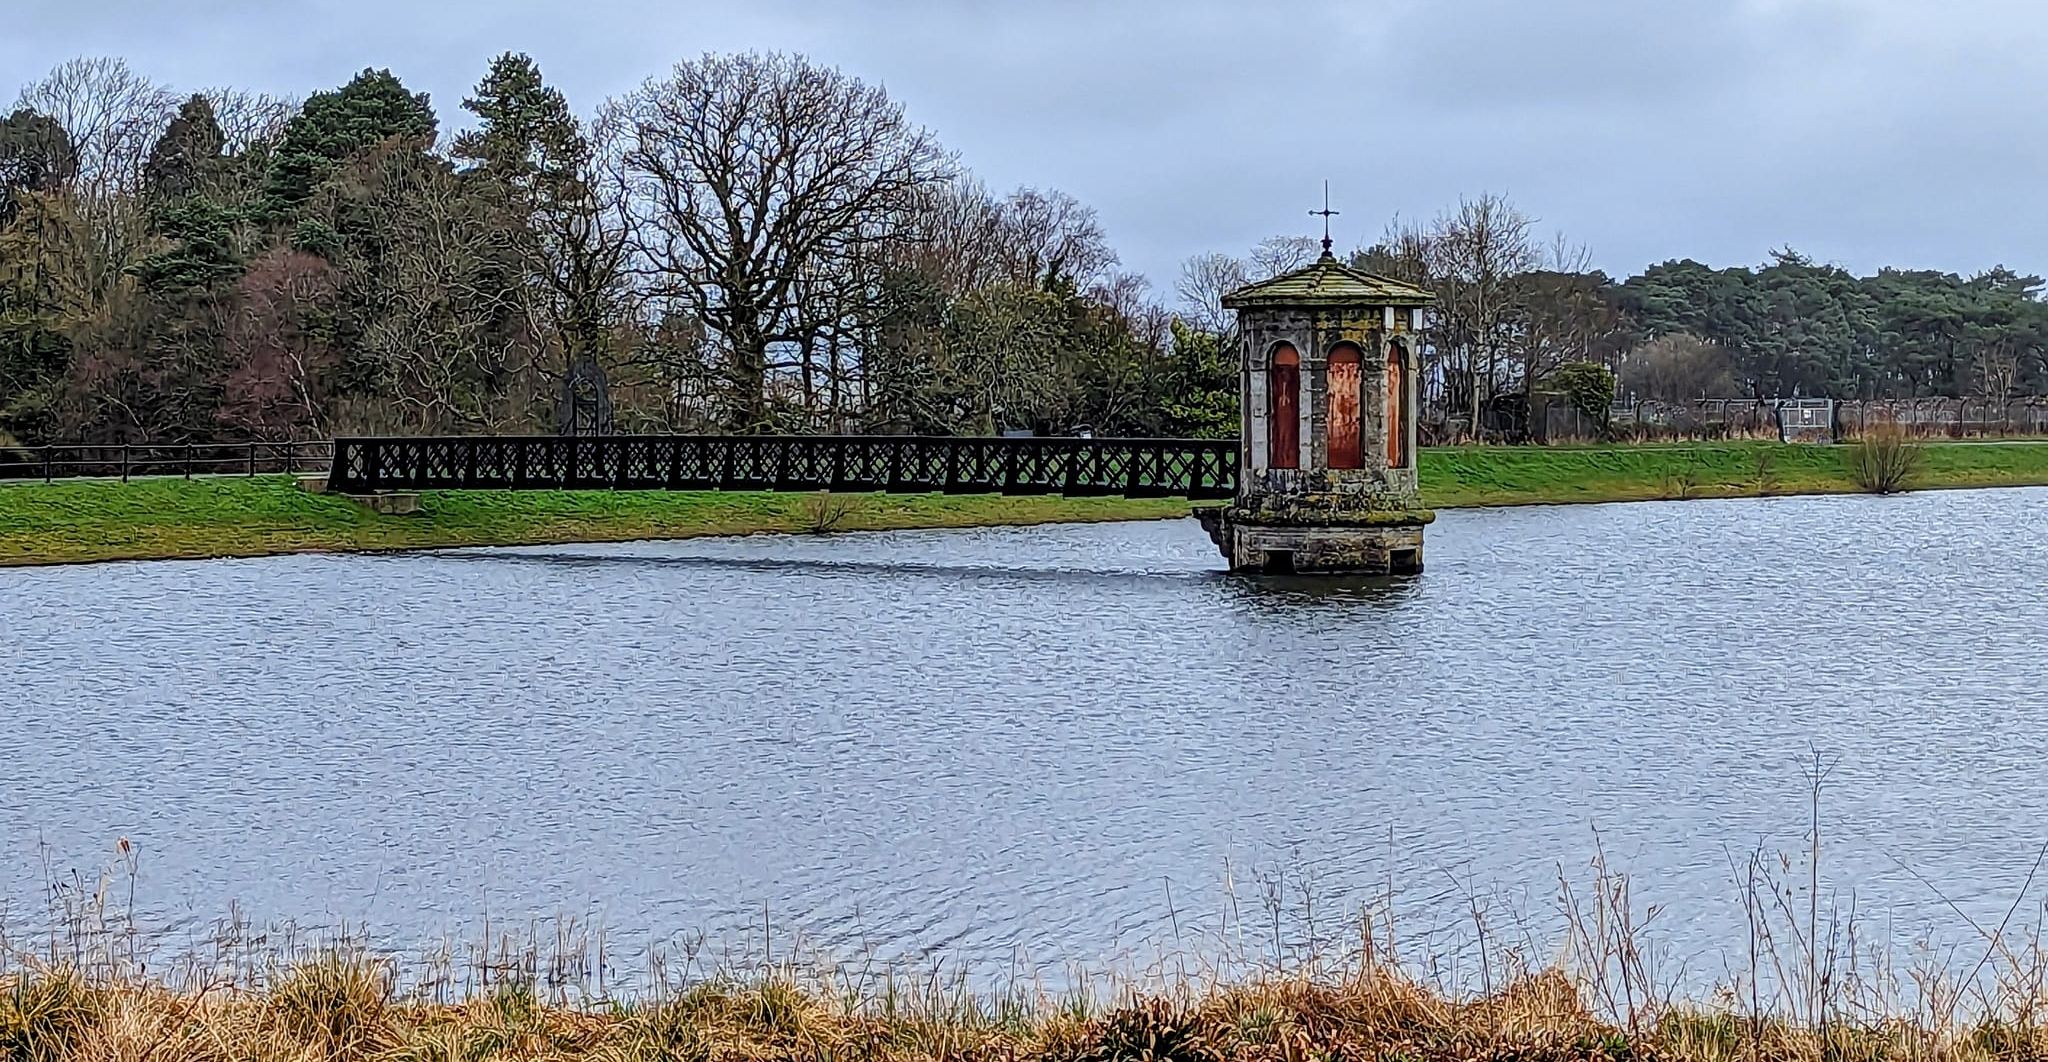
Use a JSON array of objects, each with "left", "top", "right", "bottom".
[{"left": 1196, "top": 250, "right": 1436, "bottom": 574}]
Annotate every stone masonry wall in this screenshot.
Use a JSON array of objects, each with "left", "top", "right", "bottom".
[{"left": 1239, "top": 305, "right": 1422, "bottom": 510}]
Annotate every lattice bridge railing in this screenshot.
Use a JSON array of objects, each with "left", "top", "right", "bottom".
[{"left": 328, "top": 435, "right": 1238, "bottom": 500}]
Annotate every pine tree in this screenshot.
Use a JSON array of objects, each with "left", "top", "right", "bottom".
[
  {"left": 143, "top": 94, "right": 226, "bottom": 201},
  {"left": 261, "top": 69, "right": 437, "bottom": 219},
  {"left": 456, "top": 53, "right": 624, "bottom": 402},
  {"left": 0, "top": 109, "right": 78, "bottom": 226},
  {"left": 455, "top": 52, "right": 586, "bottom": 195}
]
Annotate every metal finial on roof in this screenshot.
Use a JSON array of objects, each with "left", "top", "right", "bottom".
[{"left": 1309, "top": 179, "right": 1339, "bottom": 256}]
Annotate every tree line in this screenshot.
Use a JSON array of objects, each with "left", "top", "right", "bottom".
[{"left": 3, "top": 52, "right": 2045, "bottom": 448}]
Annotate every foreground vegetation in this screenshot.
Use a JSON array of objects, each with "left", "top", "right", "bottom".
[
  {"left": 5, "top": 440, "right": 2048, "bottom": 567},
  {"left": 8, "top": 872, "right": 2048, "bottom": 1062},
  {"left": 20, "top": 958, "right": 2048, "bottom": 1062}
]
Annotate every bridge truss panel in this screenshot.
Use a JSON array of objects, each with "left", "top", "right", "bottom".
[{"left": 329, "top": 436, "right": 1238, "bottom": 501}]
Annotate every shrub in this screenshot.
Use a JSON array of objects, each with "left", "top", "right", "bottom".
[
  {"left": 265, "top": 954, "right": 395, "bottom": 1059},
  {"left": 800, "top": 491, "right": 864, "bottom": 534},
  {"left": 1662, "top": 463, "right": 1701, "bottom": 500},
  {"left": 1751, "top": 447, "right": 1780, "bottom": 494},
  {"left": 1553, "top": 362, "right": 1617, "bottom": 427},
  {"left": 1058, "top": 1000, "right": 1222, "bottom": 1062},
  {"left": 1846, "top": 428, "right": 1921, "bottom": 494}
]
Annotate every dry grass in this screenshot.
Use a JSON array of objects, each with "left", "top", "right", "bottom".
[
  {"left": 11, "top": 786, "right": 2048, "bottom": 1062},
  {"left": 10, "top": 952, "right": 2048, "bottom": 1062},
  {"left": 11, "top": 867, "right": 2048, "bottom": 1062}
]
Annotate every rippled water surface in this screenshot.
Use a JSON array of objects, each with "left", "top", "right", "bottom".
[{"left": 5, "top": 489, "right": 2048, "bottom": 976}]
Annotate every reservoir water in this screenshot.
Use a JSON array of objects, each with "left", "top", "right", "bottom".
[{"left": 5, "top": 489, "right": 2047, "bottom": 983}]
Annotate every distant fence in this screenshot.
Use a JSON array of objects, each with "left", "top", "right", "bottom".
[
  {"left": 1840, "top": 399, "right": 2048, "bottom": 439},
  {"left": 1569, "top": 398, "right": 2048, "bottom": 444},
  {"left": 0, "top": 441, "right": 334, "bottom": 483}
]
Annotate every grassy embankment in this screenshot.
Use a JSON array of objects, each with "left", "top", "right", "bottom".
[{"left": 5, "top": 440, "right": 2048, "bottom": 567}]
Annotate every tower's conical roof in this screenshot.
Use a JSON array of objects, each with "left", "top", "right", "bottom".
[{"left": 1222, "top": 251, "right": 1435, "bottom": 309}]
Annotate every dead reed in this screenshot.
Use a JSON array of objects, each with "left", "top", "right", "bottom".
[
  {"left": 10, "top": 766, "right": 2048, "bottom": 1062},
  {"left": 9, "top": 844, "right": 2048, "bottom": 1062}
]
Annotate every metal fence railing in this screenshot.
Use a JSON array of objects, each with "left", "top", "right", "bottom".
[
  {"left": 1534, "top": 398, "right": 2048, "bottom": 444},
  {"left": 0, "top": 441, "right": 335, "bottom": 483},
  {"left": 328, "top": 435, "right": 1240, "bottom": 499}
]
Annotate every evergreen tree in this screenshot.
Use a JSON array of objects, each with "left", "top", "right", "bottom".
[
  {"left": 457, "top": 52, "right": 628, "bottom": 409},
  {"left": 0, "top": 109, "right": 78, "bottom": 226},
  {"left": 131, "top": 199, "right": 241, "bottom": 294},
  {"left": 0, "top": 192, "right": 83, "bottom": 441},
  {"left": 143, "top": 94, "right": 226, "bottom": 201},
  {"left": 455, "top": 52, "right": 586, "bottom": 193},
  {"left": 261, "top": 69, "right": 436, "bottom": 220},
  {"left": 134, "top": 95, "right": 240, "bottom": 296}
]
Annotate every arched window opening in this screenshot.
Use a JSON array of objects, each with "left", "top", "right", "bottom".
[
  {"left": 1268, "top": 344, "right": 1300, "bottom": 470},
  {"left": 1386, "top": 341, "right": 1410, "bottom": 469},
  {"left": 1327, "top": 343, "right": 1364, "bottom": 470}
]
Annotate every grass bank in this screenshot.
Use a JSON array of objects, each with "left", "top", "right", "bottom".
[
  {"left": 1420, "top": 438, "right": 2048, "bottom": 507},
  {"left": 0, "top": 479, "right": 1191, "bottom": 567},
  {"left": 6, "top": 440, "right": 2048, "bottom": 567}
]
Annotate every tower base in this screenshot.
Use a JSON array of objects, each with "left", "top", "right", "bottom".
[{"left": 1196, "top": 505, "right": 1428, "bottom": 575}]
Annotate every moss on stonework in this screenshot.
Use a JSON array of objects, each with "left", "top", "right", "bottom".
[{"left": 1224, "top": 493, "right": 1435, "bottom": 528}]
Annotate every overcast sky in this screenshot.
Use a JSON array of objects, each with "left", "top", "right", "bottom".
[{"left": 8, "top": 0, "right": 2047, "bottom": 295}]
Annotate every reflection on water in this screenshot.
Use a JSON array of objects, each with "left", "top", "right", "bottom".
[
  {"left": 431, "top": 546, "right": 1227, "bottom": 589},
  {"left": 3, "top": 489, "right": 2047, "bottom": 978},
  {"left": 1225, "top": 572, "right": 1423, "bottom": 607}
]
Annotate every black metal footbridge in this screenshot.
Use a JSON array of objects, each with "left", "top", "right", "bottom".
[{"left": 326, "top": 435, "right": 1238, "bottom": 500}]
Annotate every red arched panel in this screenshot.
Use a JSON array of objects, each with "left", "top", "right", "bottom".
[
  {"left": 1269, "top": 344, "right": 1300, "bottom": 469},
  {"left": 1327, "top": 343, "right": 1364, "bottom": 470},
  {"left": 1386, "top": 342, "right": 1408, "bottom": 469}
]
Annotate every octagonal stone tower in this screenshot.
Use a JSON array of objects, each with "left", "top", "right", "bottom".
[{"left": 1196, "top": 249, "right": 1436, "bottom": 574}]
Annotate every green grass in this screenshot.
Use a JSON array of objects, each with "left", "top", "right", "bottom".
[
  {"left": 0, "top": 477, "right": 1193, "bottom": 566},
  {"left": 6, "top": 440, "right": 2048, "bottom": 567},
  {"left": 1417, "top": 439, "right": 2048, "bottom": 507}
]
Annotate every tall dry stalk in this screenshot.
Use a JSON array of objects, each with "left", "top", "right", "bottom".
[{"left": 9, "top": 841, "right": 2048, "bottom": 1062}]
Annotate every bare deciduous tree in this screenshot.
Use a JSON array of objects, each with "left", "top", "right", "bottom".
[
  {"left": 1175, "top": 252, "right": 1248, "bottom": 334},
  {"left": 1512, "top": 237, "right": 1620, "bottom": 398},
  {"left": 14, "top": 58, "right": 177, "bottom": 204},
  {"left": 612, "top": 52, "right": 952, "bottom": 429},
  {"left": 1621, "top": 334, "right": 1738, "bottom": 403},
  {"left": 314, "top": 146, "right": 533, "bottom": 433},
  {"left": 1420, "top": 193, "right": 1540, "bottom": 432},
  {"left": 202, "top": 88, "right": 298, "bottom": 153},
  {"left": 993, "top": 187, "right": 1116, "bottom": 286},
  {"left": 218, "top": 248, "right": 340, "bottom": 438},
  {"left": 1249, "top": 235, "right": 1320, "bottom": 278}
]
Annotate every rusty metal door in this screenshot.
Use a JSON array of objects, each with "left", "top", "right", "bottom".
[
  {"left": 1269, "top": 349, "right": 1302, "bottom": 470},
  {"left": 1270, "top": 345, "right": 1300, "bottom": 469},
  {"left": 1386, "top": 344, "right": 1407, "bottom": 469},
  {"left": 1327, "top": 345, "right": 1362, "bottom": 469}
]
